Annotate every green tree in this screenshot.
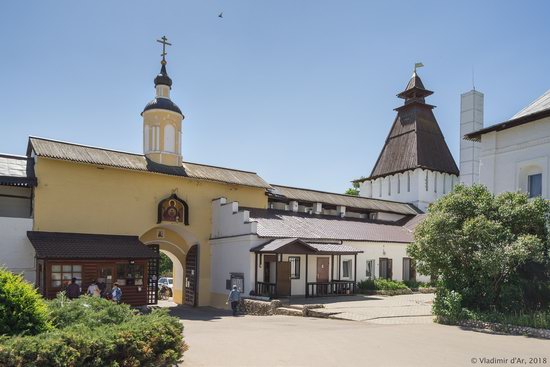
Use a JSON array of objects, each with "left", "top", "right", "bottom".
[
  {"left": 345, "top": 178, "right": 363, "bottom": 196},
  {"left": 159, "top": 252, "right": 173, "bottom": 277},
  {"left": 0, "top": 268, "right": 52, "bottom": 336},
  {"left": 408, "top": 185, "right": 550, "bottom": 311}
]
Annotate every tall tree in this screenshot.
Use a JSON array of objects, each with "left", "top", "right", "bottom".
[{"left": 409, "top": 184, "right": 550, "bottom": 311}]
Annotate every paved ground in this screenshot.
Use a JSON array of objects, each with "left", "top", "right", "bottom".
[
  {"left": 169, "top": 296, "right": 550, "bottom": 367},
  {"left": 290, "top": 293, "right": 434, "bottom": 322}
]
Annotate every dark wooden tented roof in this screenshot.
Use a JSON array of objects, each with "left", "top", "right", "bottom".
[
  {"left": 27, "top": 231, "right": 159, "bottom": 259},
  {"left": 364, "top": 72, "right": 458, "bottom": 180}
]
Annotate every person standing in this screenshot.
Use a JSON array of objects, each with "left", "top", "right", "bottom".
[
  {"left": 87, "top": 280, "right": 101, "bottom": 297},
  {"left": 66, "top": 278, "right": 81, "bottom": 299},
  {"left": 111, "top": 283, "right": 122, "bottom": 304},
  {"left": 227, "top": 285, "right": 241, "bottom": 316}
]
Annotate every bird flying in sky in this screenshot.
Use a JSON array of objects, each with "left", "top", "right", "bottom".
[{"left": 218, "top": 12, "right": 223, "bottom": 18}]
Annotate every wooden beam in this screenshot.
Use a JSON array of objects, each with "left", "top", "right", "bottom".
[
  {"left": 254, "top": 252, "right": 258, "bottom": 294},
  {"left": 354, "top": 253, "right": 357, "bottom": 282},
  {"left": 305, "top": 253, "right": 309, "bottom": 297}
]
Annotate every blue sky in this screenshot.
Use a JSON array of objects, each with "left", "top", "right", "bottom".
[{"left": 1, "top": 1, "right": 549, "bottom": 193}]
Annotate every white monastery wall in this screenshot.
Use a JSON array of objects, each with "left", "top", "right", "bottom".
[
  {"left": 360, "top": 169, "right": 457, "bottom": 212},
  {"left": 0, "top": 217, "right": 35, "bottom": 283},
  {"left": 479, "top": 116, "right": 550, "bottom": 199},
  {"left": 348, "top": 241, "right": 430, "bottom": 283}
]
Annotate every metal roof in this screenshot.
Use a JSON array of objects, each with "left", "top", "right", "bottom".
[
  {"left": 28, "top": 137, "right": 271, "bottom": 189},
  {"left": 27, "top": 231, "right": 159, "bottom": 259},
  {"left": 465, "top": 89, "right": 550, "bottom": 141},
  {"left": 512, "top": 89, "right": 550, "bottom": 119},
  {"left": 248, "top": 208, "right": 415, "bottom": 243},
  {"left": 269, "top": 185, "right": 419, "bottom": 215},
  {"left": 0, "top": 154, "right": 36, "bottom": 187},
  {"left": 250, "top": 238, "right": 362, "bottom": 254}
]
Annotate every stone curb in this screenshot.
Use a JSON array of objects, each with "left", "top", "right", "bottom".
[{"left": 441, "top": 318, "right": 550, "bottom": 339}]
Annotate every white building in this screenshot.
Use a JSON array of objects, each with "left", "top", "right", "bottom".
[
  {"left": 210, "top": 185, "right": 430, "bottom": 303},
  {"left": 464, "top": 89, "right": 550, "bottom": 199},
  {"left": 356, "top": 71, "right": 459, "bottom": 211},
  {"left": 0, "top": 154, "right": 37, "bottom": 282}
]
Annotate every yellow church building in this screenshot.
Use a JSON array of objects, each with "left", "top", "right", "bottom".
[{"left": 0, "top": 40, "right": 431, "bottom": 308}]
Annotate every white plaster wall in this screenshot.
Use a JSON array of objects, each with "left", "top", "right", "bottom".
[
  {"left": 346, "top": 241, "right": 430, "bottom": 283},
  {"left": 0, "top": 217, "right": 35, "bottom": 283},
  {"left": 359, "top": 169, "right": 457, "bottom": 212},
  {"left": 210, "top": 235, "right": 266, "bottom": 295},
  {"left": 479, "top": 117, "right": 550, "bottom": 199},
  {"left": 211, "top": 198, "right": 257, "bottom": 239},
  {"left": 460, "top": 90, "right": 484, "bottom": 185}
]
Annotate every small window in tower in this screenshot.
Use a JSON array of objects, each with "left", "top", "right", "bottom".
[
  {"left": 397, "top": 174, "right": 401, "bottom": 194},
  {"left": 443, "top": 174, "right": 447, "bottom": 194},
  {"left": 407, "top": 172, "right": 411, "bottom": 192},
  {"left": 425, "top": 171, "right": 429, "bottom": 191},
  {"left": 388, "top": 177, "right": 391, "bottom": 196},
  {"left": 434, "top": 174, "right": 438, "bottom": 193},
  {"left": 379, "top": 180, "right": 382, "bottom": 197},
  {"left": 164, "top": 124, "right": 176, "bottom": 153}
]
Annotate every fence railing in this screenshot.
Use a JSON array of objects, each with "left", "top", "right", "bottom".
[
  {"left": 255, "top": 282, "right": 277, "bottom": 298},
  {"left": 306, "top": 281, "right": 356, "bottom": 297}
]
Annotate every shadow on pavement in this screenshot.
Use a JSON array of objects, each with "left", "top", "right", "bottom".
[{"left": 167, "top": 304, "right": 235, "bottom": 321}]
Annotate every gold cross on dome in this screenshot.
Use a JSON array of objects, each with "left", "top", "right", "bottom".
[{"left": 156, "top": 36, "right": 172, "bottom": 63}]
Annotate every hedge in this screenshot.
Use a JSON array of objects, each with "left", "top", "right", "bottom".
[
  {"left": 0, "top": 268, "right": 51, "bottom": 336},
  {"left": 0, "top": 308, "right": 186, "bottom": 367}
]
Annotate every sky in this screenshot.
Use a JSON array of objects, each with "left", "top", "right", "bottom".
[{"left": 1, "top": 1, "right": 549, "bottom": 194}]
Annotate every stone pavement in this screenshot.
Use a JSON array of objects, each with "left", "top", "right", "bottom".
[
  {"left": 290, "top": 293, "right": 434, "bottom": 323},
  {"left": 172, "top": 306, "right": 550, "bottom": 367}
]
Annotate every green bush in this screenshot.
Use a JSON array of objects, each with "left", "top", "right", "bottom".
[
  {"left": 0, "top": 268, "right": 51, "bottom": 336},
  {"left": 0, "top": 309, "right": 186, "bottom": 367},
  {"left": 432, "top": 288, "right": 465, "bottom": 323},
  {"left": 467, "top": 309, "right": 550, "bottom": 330},
  {"left": 48, "top": 293, "right": 137, "bottom": 329},
  {"left": 357, "top": 278, "right": 409, "bottom": 291},
  {"left": 0, "top": 292, "right": 188, "bottom": 366}
]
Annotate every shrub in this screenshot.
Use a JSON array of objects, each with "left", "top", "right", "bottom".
[
  {"left": 468, "top": 309, "right": 550, "bottom": 330},
  {"left": 0, "top": 268, "right": 51, "bottom": 336},
  {"left": 409, "top": 185, "right": 550, "bottom": 312},
  {"left": 432, "top": 288, "right": 465, "bottom": 323},
  {"left": 48, "top": 293, "right": 137, "bottom": 329},
  {"left": 0, "top": 309, "right": 187, "bottom": 367},
  {"left": 358, "top": 278, "right": 409, "bottom": 291}
]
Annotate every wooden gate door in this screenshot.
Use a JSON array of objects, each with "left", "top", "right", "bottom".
[
  {"left": 276, "top": 261, "right": 291, "bottom": 297},
  {"left": 316, "top": 257, "right": 330, "bottom": 295},
  {"left": 147, "top": 245, "right": 160, "bottom": 305},
  {"left": 185, "top": 245, "right": 199, "bottom": 307}
]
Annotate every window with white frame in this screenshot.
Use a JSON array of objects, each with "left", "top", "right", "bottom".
[
  {"left": 528, "top": 173, "right": 542, "bottom": 198},
  {"left": 289, "top": 256, "right": 300, "bottom": 279},
  {"left": 365, "top": 259, "right": 375, "bottom": 279},
  {"left": 342, "top": 260, "right": 352, "bottom": 278}
]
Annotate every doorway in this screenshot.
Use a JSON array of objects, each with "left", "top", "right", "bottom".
[
  {"left": 316, "top": 257, "right": 330, "bottom": 295},
  {"left": 185, "top": 244, "right": 199, "bottom": 307},
  {"left": 276, "top": 261, "right": 291, "bottom": 296}
]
